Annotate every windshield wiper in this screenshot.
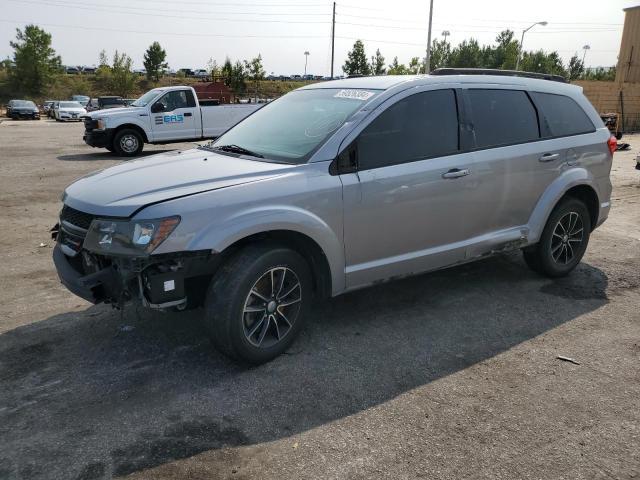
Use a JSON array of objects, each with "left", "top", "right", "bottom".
[{"left": 211, "top": 144, "right": 264, "bottom": 158}]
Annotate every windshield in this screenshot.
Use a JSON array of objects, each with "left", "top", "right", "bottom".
[
  {"left": 207, "top": 88, "right": 380, "bottom": 164},
  {"left": 14, "top": 100, "right": 35, "bottom": 107},
  {"left": 60, "top": 102, "right": 82, "bottom": 108},
  {"left": 132, "top": 89, "right": 164, "bottom": 107}
]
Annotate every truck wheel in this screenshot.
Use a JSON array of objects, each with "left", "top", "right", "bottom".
[
  {"left": 523, "top": 197, "right": 591, "bottom": 277},
  {"left": 203, "top": 245, "right": 312, "bottom": 364},
  {"left": 113, "top": 129, "right": 143, "bottom": 157}
]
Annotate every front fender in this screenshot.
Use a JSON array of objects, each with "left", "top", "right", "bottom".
[
  {"left": 188, "top": 205, "right": 346, "bottom": 294},
  {"left": 527, "top": 167, "right": 600, "bottom": 244}
]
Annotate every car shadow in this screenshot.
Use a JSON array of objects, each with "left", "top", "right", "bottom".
[
  {"left": 0, "top": 253, "right": 609, "bottom": 479},
  {"left": 57, "top": 150, "right": 175, "bottom": 162}
]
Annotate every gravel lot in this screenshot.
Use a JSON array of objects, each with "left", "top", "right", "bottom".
[{"left": 0, "top": 118, "right": 639, "bottom": 480}]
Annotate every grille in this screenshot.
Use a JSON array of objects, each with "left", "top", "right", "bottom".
[{"left": 60, "top": 205, "right": 96, "bottom": 230}]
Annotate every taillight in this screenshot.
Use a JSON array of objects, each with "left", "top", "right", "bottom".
[{"left": 608, "top": 136, "right": 616, "bottom": 155}]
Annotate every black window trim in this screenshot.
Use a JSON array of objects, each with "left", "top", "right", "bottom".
[
  {"left": 528, "top": 90, "right": 597, "bottom": 140},
  {"left": 331, "top": 87, "right": 465, "bottom": 174}
]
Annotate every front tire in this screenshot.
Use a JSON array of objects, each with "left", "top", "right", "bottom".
[
  {"left": 523, "top": 197, "right": 591, "bottom": 277},
  {"left": 203, "top": 245, "right": 312, "bottom": 364},
  {"left": 113, "top": 129, "right": 144, "bottom": 157}
]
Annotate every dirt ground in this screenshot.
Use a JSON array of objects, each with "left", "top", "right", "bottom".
[{"left": 0, "top": 118, "right": 639, "bottom": 480}]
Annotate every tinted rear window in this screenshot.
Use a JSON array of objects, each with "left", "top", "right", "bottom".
[
  {"left": 467, "top": 89, "right": 539, "bottom": 149},
  {"left": 530, "top": 92, "right": 595, "bottom": 137},
  {"left": 358, "top": 89, "right": 459, "bottom": 170}
]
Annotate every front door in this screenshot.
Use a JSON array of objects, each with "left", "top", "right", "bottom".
[
  {"left": 150, "top": 89, "right": 198, "bottom": 141},
  {"left": 341, "top": 88, "right": 481, "bottom": 289}
]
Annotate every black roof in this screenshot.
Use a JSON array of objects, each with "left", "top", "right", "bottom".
[{"left": 430, "top": 68, "right": 568, "bottom": 83}]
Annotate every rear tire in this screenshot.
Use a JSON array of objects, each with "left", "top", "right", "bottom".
[
  {"left": 113, "top": 129, "right": 144, "bottom": 157},
  {"left": 203, "top": 245, "right": 312, "bottom": 364},
  {"left": 523, "top": 197, "right": 591, "bottom": 277}
]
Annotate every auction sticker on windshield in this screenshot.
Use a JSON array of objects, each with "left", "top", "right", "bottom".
[{"left": 334, "top": 89, "right": 375, "bottom": 101}]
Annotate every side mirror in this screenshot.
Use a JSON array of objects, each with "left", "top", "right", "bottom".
[{"left": 151, "top": 103, "right": 165, "bottom": 113}]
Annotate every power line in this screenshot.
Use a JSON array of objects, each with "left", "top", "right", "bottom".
[
  {"left": 0, "top": 18, "right": 331, "bottom": 38},
  {"left": 5, "top": 0, "right": 331, "bottom": 17}
]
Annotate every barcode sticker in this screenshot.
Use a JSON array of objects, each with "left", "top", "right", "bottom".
[{"left": 334, "top": 89, "right": 375, "bottom": 101}]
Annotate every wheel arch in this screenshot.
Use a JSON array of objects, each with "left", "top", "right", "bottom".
[
  {"left": 113, "top": 123, "right": 149, "bottom": 143},
  {"left": 528, "top": 169, "right": 601, "bottom": 244},
  {"left": 215, "top": 230, "right": 333, "bottom": 299}
]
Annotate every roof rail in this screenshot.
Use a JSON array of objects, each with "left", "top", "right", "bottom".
[{"left": 430, "top": 68, "right": 568, "bottom": 83}]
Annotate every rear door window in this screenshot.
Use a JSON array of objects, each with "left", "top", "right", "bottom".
[
  {"left": 530, "top": 92, "right": 595, "bottom": 137},
  {"left": 466, "top": 89, "right": 539, "bottom": 149},
  {"left": 357, "top": 89, "right": 459, "bottom": 170}
]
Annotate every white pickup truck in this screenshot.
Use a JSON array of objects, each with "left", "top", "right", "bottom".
[{"left": 83, "top": 85, "right": 262, "bottom": 156}]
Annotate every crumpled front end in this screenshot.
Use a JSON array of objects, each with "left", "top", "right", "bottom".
[{"left": 52, "top": 205, "right": 216, "bottom": 309}]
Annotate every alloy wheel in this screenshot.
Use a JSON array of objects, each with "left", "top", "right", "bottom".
[
  {"left": 242, "top": 267, "right": 302, "bottom": 348},
  {"left": 551, "top": 211, "right": 584, "bottom": 265}
]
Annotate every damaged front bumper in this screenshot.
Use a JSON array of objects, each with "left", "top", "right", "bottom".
[{"left": 52, "top": 224, "right": 215, "bottom": 309}]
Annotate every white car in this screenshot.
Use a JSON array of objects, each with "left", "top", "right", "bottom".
[{"left": 55, "top": 101, "right": 87, "bottom": 122}]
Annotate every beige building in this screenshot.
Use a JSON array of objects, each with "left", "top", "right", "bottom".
[{"left": 616, "top": 5, "right": 640, "bottom": 83}]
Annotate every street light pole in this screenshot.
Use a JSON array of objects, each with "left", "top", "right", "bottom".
[
  {"left": 582, "top": 44, "right": 591, "bottom": 65},
  {"left": 424, "top": 0, "right": 434, "bottom": 74},
  {"left": 515, "top": 21, "right": 548, "bottom": 71},
  {"left": 440, "top": 30, "right": 450, "bottom": 67},
  {"left": 304, "top": 51, "right": 309, "bottom": 77}
]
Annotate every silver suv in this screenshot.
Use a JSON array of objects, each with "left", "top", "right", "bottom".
[{"left": 53, "top": 70, "right": 616, "bottom": 363}]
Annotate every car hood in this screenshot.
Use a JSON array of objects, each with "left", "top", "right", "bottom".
[
  {"left": 90, "top": 106, "right": 138, "bottom": 118},
  {"left": 63, "top": 148, "right": 296, "bottom": 217},
  {"left": 59, "top": 108, "right": 86, "bottom": 113}
]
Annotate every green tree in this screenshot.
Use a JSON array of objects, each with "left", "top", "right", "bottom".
[
  {"left": 371, "top": 48, "right": 386, "bottom": 75},
  {"left": 221, "top": 56, "right": 233, "bottom": 85},
  {"left": 9, "top": 25, "right": 61, "bottom": 95},
  {"left": 430, "top": 39, "right": 451, "bottom": 70},
  {"left": 94, "top": 49, "right": 112, "bottom": 92},
  {"left": 110, "top": 50, "right": 136, "bottom": 96},
  {"left": 229, "top": 60, "right": 246, "bottom": 94},
  {"left": 343, "top": 40, "right": 370, "bottom": 76},
  {"left": 207, "top": 58, "right": 221, "bottom": 79},
  {"left": 143, "top": 41, "right": 168, "bottom": 82},
  {"left": 387, "top": 56, "right": 408, "bottom": 75},
  {"left": 408, "top": 56, "right": 423, "bottom": 74},
  {"left": 567, "top": 54, "right": 584, "bottom": 80},
  {"left": 245, "top": 54, "right": 265, "bottom": 101},
  {"left": 449, "top": 39, "right": 483, "bottom": 68}
]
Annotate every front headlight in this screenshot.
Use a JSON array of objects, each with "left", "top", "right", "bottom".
[
  {"left": 83, "top": 216, "right": 180, "bottom": 256},
  {"left": 96, "top": 118, "right": 107, "bottom": 130}
]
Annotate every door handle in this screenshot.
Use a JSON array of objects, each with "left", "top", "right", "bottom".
[
  {"left": 539, "top": 153, "right": 560, "bottom": 162},
  {"left": 184, "top": 112, "right": 193, "bottom": 117},
  {"left": 442, "top": 168, "right": 470, "bottom": 179}
]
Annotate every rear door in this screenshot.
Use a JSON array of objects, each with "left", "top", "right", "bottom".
[
  {"left": 150, "top": 89, "right": 198, "bottom": 141},
  {"left": 461, "top": 87, "right": 555, "bottom": 240}
]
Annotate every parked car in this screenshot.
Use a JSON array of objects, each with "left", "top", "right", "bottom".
[
  {"left": 7, "top": 100, "right": 40, "bottom": 120},
  {"left": 52, "top": 69, "right": 615, "bottom": 364},
  {"left": 54, "top": 101, "right": 87, "bottom": 121},
  {"left": 82, "top": 85, "right": 261, "bottom": 156},
  {"left": 65, "top": 66, "right": 81, "bottom": 74},
  {"left": 71, "top": 95, "right": 90, "bottom": 107},
  {"left": 43, "top": 100, "right": 55, "bottom": 115},
  {"left": 194, "top": 69, "right": 209, "bottom": 79},
  {"left": 48, "top": 101, "right": 60, "bottom": 118},
  {"left": 98, "top": 96, "right": 125, "bottom": 110}
]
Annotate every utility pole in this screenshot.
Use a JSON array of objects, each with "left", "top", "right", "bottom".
[
  {"left": 330, "top": 1, "right": 336, "bottom": 79},
  {"left": 424, "top": 0, "right": 434, "bottom": 74},
  {"left": 304, "top": 51, "right": 310, "bottom": 76}
]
